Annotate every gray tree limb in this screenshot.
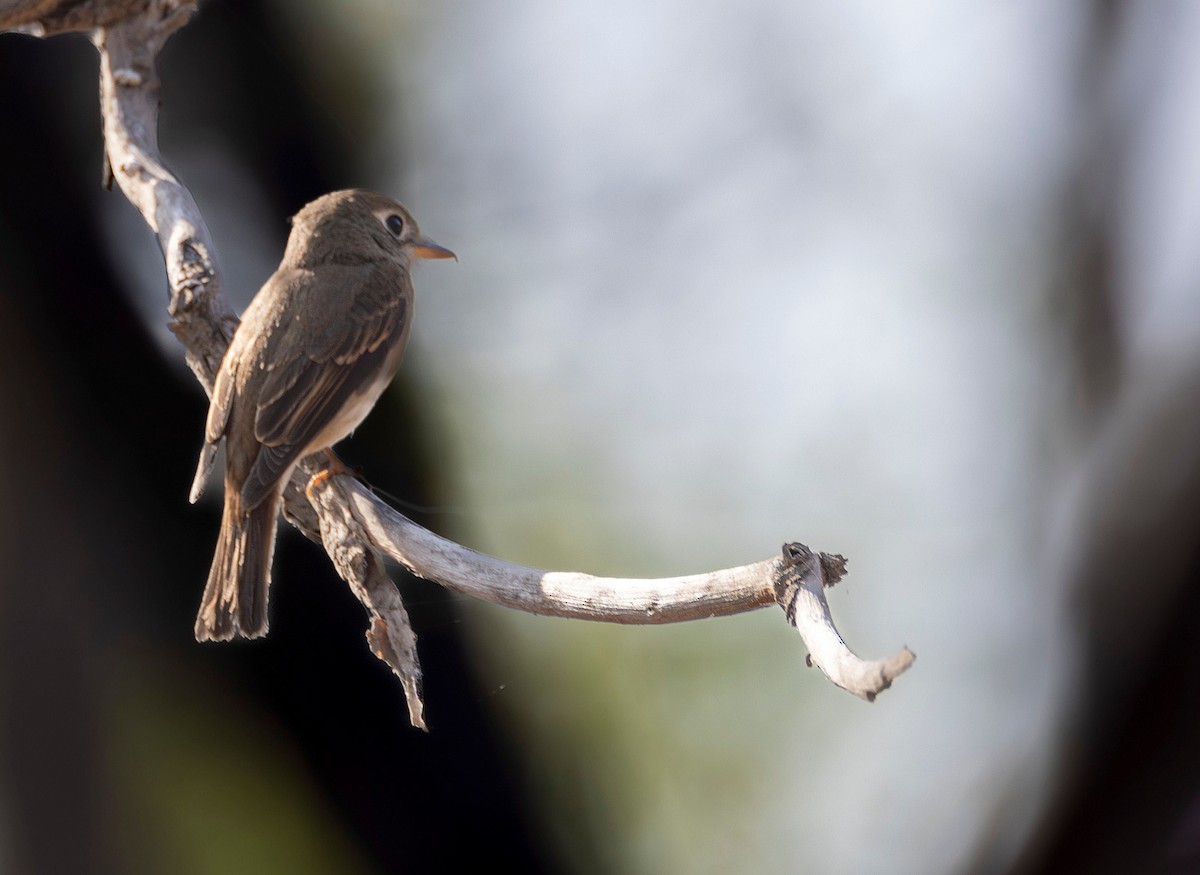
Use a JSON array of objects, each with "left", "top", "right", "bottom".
[{"left": 4, "top": 0, "right": 915, "bottom": 727}]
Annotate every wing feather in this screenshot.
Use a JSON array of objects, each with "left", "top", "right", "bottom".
[{"left": 239, "top": 263, "right": 407, "bottom": 508}]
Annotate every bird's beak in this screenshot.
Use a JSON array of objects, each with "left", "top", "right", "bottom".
[{"left": 409, "top": 238, "right": 457, "bottom": 261}]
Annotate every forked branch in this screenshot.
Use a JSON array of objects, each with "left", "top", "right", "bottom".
[{"left": 5, "top": 0, "right": 915, "bottom": 727}]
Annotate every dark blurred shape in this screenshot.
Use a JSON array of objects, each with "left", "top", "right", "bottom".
[
  {"left": 1007, "top": 4, "right": 1200, "bottom": 872},
  {"left": 1015, "top": 366, "right": 1200, "bottom": 875}
]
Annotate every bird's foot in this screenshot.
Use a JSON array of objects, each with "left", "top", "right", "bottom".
[{"left": 306, "top": 449, "right": 350, "bottom": 501}]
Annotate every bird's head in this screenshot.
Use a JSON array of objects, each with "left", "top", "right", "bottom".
[{"left": 285, "top": 189, "right": 456, "bottom": 267}]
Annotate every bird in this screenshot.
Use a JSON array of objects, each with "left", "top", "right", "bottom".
[{"left": 189, "top": 189, "right": 454, "bottom": 642}]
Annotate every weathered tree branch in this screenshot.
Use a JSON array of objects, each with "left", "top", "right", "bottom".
[
  {"left": 311, "top": 477, "right": 916, "bottom": 702},
  {"left": 774, "top": 544, "right": 914, "bottom": 701},
  {"left": 6, "top": 0, "right": 915, "bottom": 727},
  {"left": 311, "top": 476, "right": 781, "bottom": 623}
]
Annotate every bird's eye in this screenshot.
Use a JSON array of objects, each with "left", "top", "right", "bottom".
[{"left": 385, "top": 214, "right": 405, "bottom": 237}]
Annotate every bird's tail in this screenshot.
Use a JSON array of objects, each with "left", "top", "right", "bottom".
[{"left": 194, "top": 487, "right": 277, "bottom": 642}]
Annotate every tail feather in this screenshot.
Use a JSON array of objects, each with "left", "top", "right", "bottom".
[{"left": 195, "top": 489, "right": 278, "bottom": 641}]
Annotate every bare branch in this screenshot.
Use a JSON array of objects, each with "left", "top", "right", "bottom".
[
  {"left": 14, "top": 0, "right": 915, "bottom": 724},
  {"left": 313, "top": 476, "right": 916, "bottom": 702},
  {"left": 310, "top": 480, "right": 425, "bottom": 730},
  {"left": 92, "top": 0, "right": 231, "bottom": 389},
  {"left": 318, "top": 476, "right": 778, "bottom": 622},
  {"left": 775, "top": 544, "right": 915, "bottom": 701}
]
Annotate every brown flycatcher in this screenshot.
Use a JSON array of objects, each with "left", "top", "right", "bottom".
[{"left": 189, "top": 189, "right": 454, "bottom": 642}]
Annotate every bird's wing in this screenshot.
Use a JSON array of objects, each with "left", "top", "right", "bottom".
[{"left": 240, "top": 264, "right": 406, "bottom": 509}]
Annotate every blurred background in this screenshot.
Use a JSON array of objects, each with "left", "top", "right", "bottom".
[{"left": 3, "top": 0, "right": 1200, "bottom": 872}]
